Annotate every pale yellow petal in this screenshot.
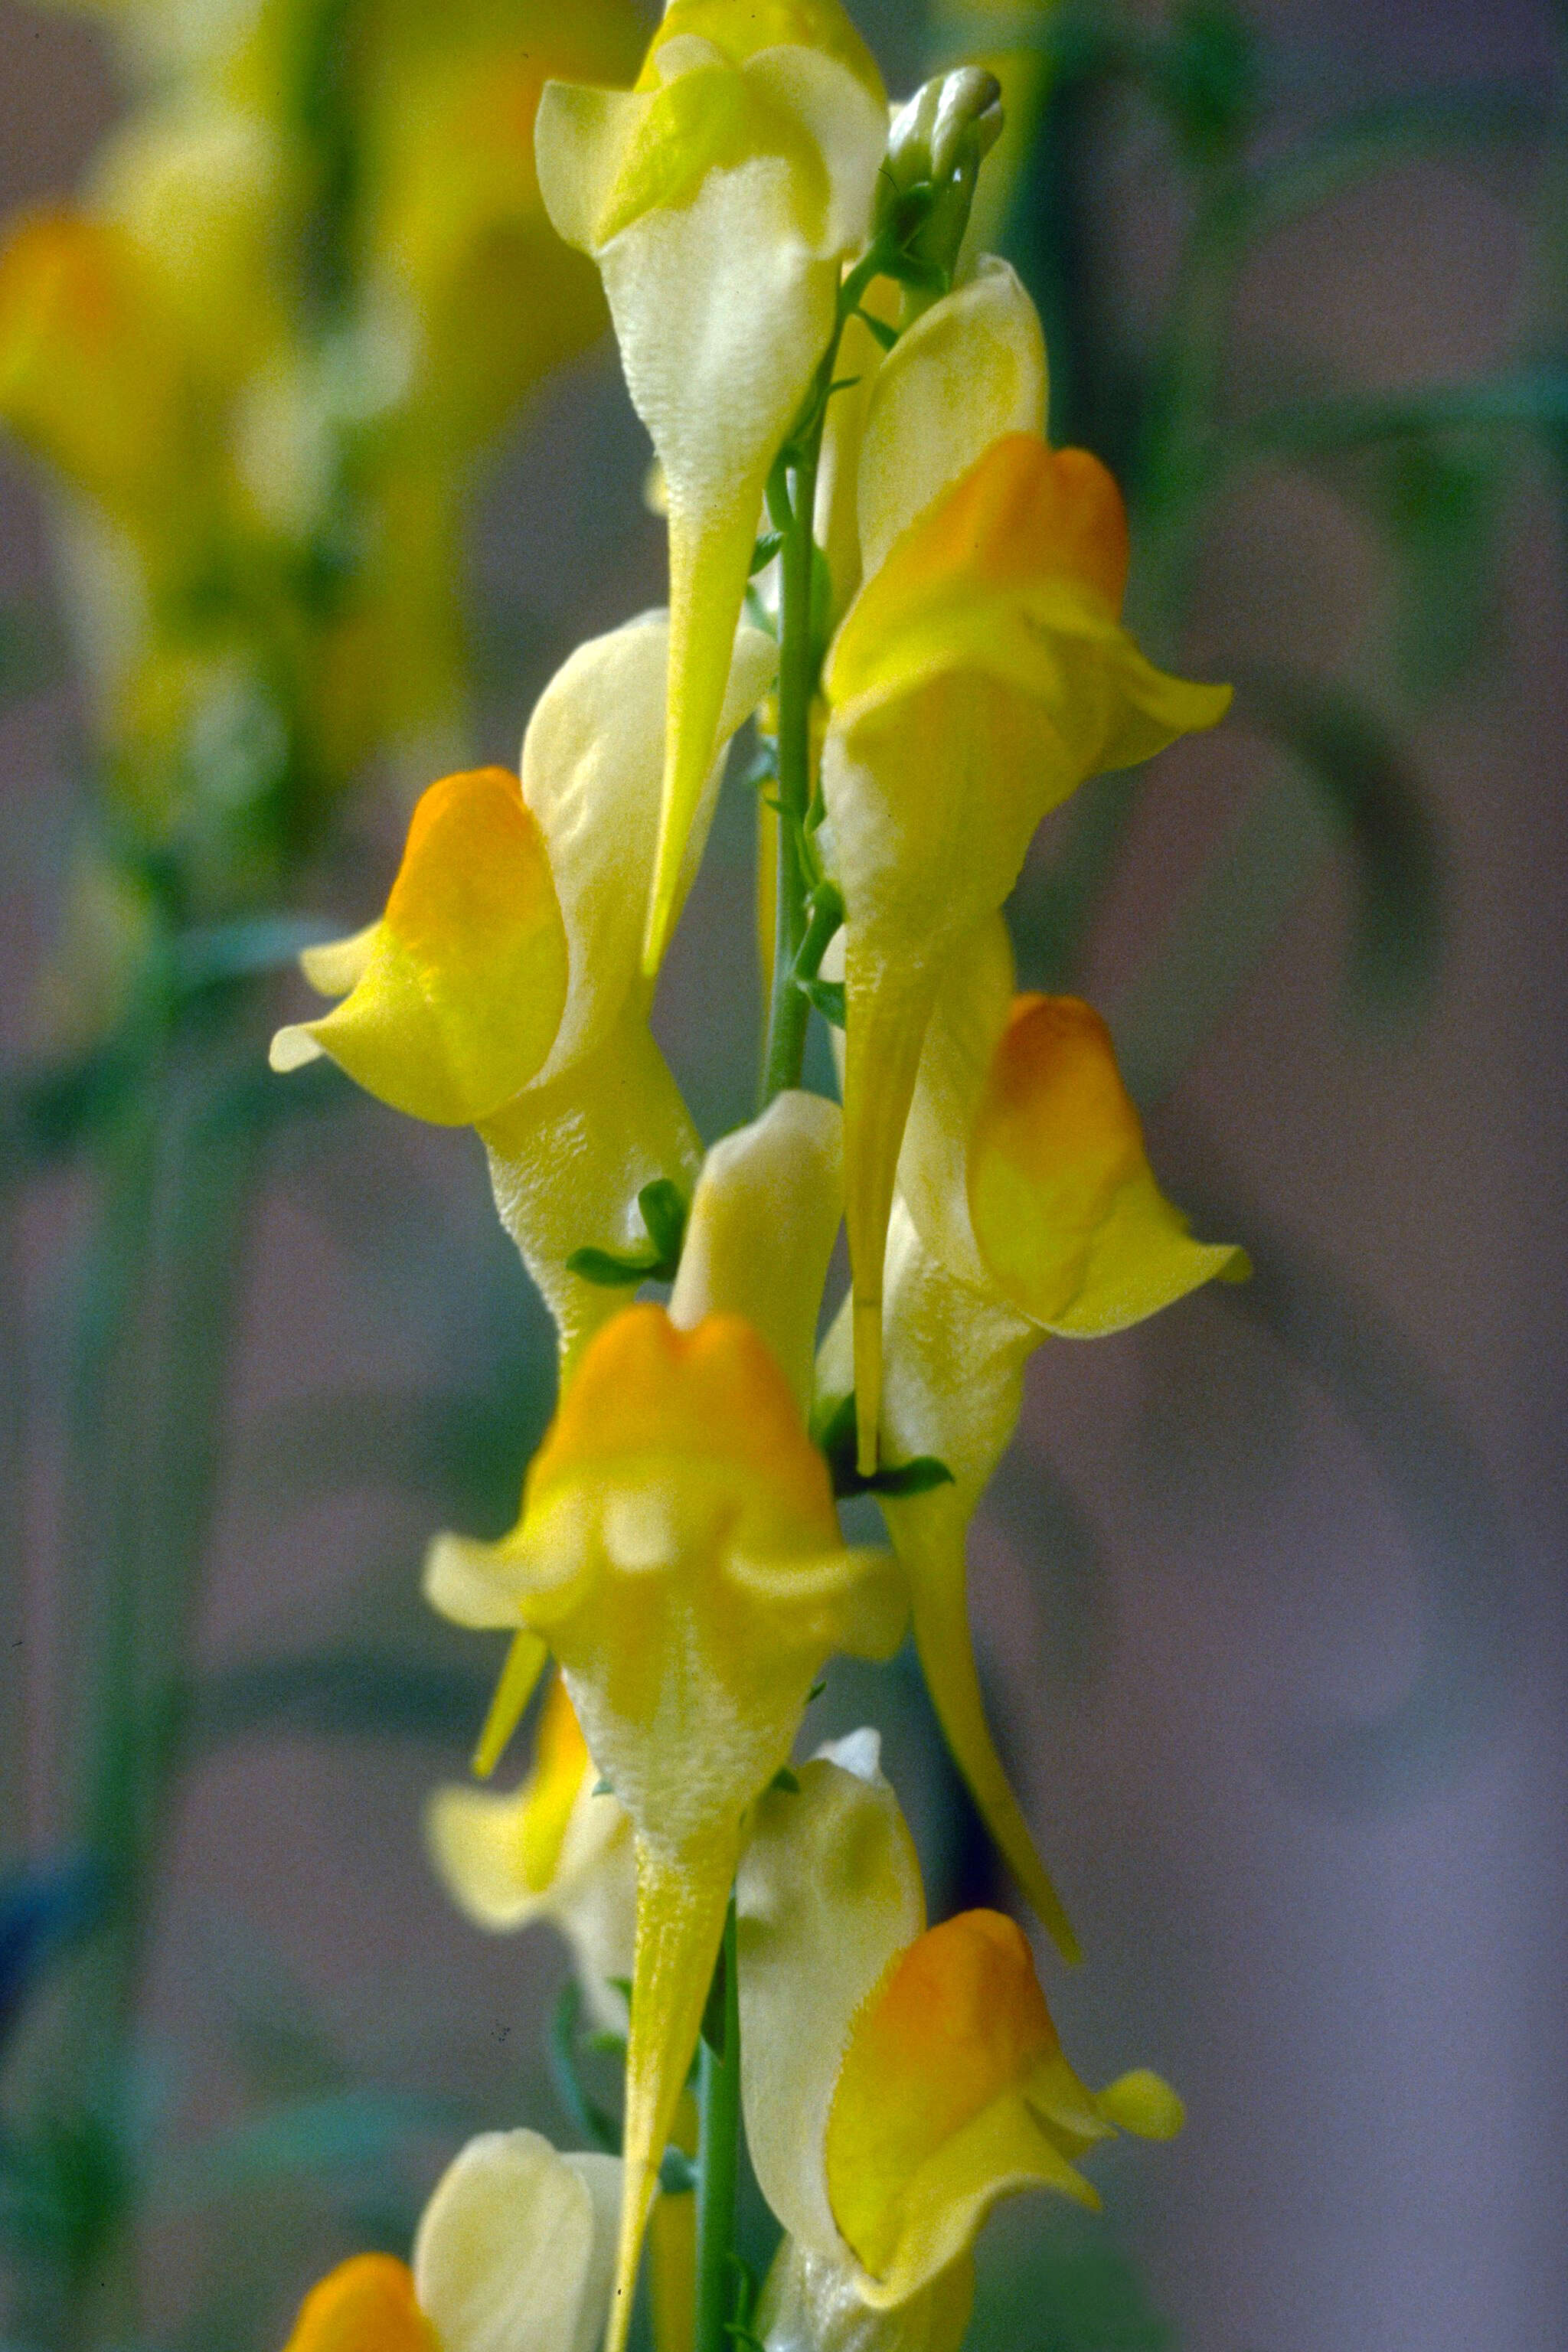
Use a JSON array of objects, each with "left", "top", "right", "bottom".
[
  {"left": 521, "top": 610, "right": 776, "bottom": 1079},
  {"left": 480, "top": 1006, "right": 704, "bottom": 1384},
  {"left": 413, "top": 2130, "right": 622, "bottom": 2352},
  {"left": 738, "top": 1742, "right": 925, "bottom": 2262},
  {"left": 670, "top": 1090, "right": 843, "bottom": 1416},
  {"left": 757, "top": 2238, "right": 975, "bottom": 2352},
  {"left": 606, "top": 1831, "right": 738, "bottom": 2352}
]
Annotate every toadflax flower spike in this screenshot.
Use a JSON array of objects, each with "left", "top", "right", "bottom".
[
  {"left": 821, "top": 917, "right": 1245, "bottom": 1961},
  {"left": 271, "top": 610, "right": 776, "bottom": 1380},
  {"left": 426, "top": 1098, "right": 902, "bottom": 2352},
  {"left": 283, "top": 2128, "right": 622, "bottom": 2352},
  {"left": 738, "top": 1742, "right": 1181, "bottom": 2352},
  {"left": 821, "top": 254, "right": 1230, "bottom": 1468},
  {"left": 534, "top": 0, "right": 888, "bottom": 972}
]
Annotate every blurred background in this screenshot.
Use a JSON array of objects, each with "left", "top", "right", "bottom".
[{"left": 1, "top": 1, "right": 1564, "bottom": 2347}]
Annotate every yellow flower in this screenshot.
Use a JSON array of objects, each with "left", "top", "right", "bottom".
[
  {"left": 534, "top": 0, "right": 888, "bottom": 971},
  {"left": 426, "top": 1674, "right": 636, "bottom": 2032},
  {"left": 426, "top": 1296, "right": 903, "bottom": 2352},
  {"left": 271, "top": 611, "right": 775, "bottom": 1377},
  {"left": 359, "top": 6, "right": 645, "bottom": 460},
  {"left": 739, "top": 1745, "right": 1180, "bottom": 2350},
  {"left": 282, "top": 2129, "right": 622, "bottom": 2352},
  {"left": 820, "top": 256, "right": 1231, "bottom": 1468},
  {"left": 0, "top": 210, "right": 203, "bottom": 540},
  {"left": 429, "top": 1089, "right": 895, "bottom": 2352},
  {"left": 820, "top": 917, "right": 1244, "bottom": 1958}
]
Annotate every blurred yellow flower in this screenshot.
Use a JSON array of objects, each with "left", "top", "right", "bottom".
[{"left": 426, "top": 1674, "right": 636, "bottom": 2033}]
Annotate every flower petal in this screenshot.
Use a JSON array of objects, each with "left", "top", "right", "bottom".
[
  {"left": 827, "top": 1912, "right": 1102, "bottom": 2303},
  {"left": 606, "top": 1830, "right": 739, "bottom": 2352},
  {"left": 856, "top": 257, "right": 1047, "bottom": 581},
  {"left": 269, "top": 768, "right": 568, "bottom": 1126},
  {"left": 413, "top": 2129, "right": 622, "bottom": 2352},
  {"left": 738, "top": 1741, "right": 925, "bottom": 2263},
  {"left": 966, "top": 994, "right": 1247, "bottom": 1333},
  {"left": 670, "top": 1090, "right": 844, "bottom": 1416},
  {"left": 521, "top": 609, "right": 776, "bottom": 1079},
  {"left": 282, "top": 2254, "right": 436, "bottom": 2352},
  {"left": 537, "top": 33, "right": 885, "bottom": 971}
]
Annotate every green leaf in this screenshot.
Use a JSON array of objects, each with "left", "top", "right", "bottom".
[
  {"left": 637, "top": 1178, "right": 688, "bottom": 1269},
  {"left": 812, "top": 1391, "right": 955, "bottom": 1500},
  {"left": 795, "top": 976, "right": 845, "bottom": 1027},
  {"left": 567, "top": 1180, "right": 688, "bottom": 1288},
  {"left": 564, "top": 1245, "right": 662, "bottom": 1287}
]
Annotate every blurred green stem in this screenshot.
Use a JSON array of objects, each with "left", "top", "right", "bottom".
[{"left": 52, "top": 989, "right": 267, "bottom": 2343}]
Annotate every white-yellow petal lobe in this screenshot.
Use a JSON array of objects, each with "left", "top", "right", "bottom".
[
  {"left": 671, "top": 1090, "right": 843, "bottom": 1416},
  {"left": 522, "top": 609, "right": 776, "bottom": 1080},
  {"left": 413, "top": 2129, "right": 622, "bottom": 2352}
]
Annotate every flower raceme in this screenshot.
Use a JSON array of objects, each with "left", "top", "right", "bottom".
[
  {"left": 270, "top": 610, "right": 776, "bottom": 1377},
  {"left": 818, "top": 269, "right": 1232, "bottom": 1468},
  {"left": 534, "top": 0, "right": 889, "bottom": 972},
  {"left": 425, "top": 1095, "right": 904, "bottom": 2352},
  {"left": 818, "top": 917, "right": 1244, "bottom": 1960},
  {"left": 738, "top": 1743, "right": 1181, "bottom": 2352},
  {"left": 282, "top": 2128, "right": 621, "bottom": 2352}
]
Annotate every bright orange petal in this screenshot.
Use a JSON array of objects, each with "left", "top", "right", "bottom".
[{"left": 282, "top": 2255, "right": 437, "bottom": 2352}]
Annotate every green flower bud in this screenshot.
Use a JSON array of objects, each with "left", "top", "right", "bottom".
[{"left": 874, "top": 69, "right": 1004, "bottom": 302}]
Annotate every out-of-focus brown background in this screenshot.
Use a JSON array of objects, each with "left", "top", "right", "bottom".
[{"left": 2, "top": 3, "right": 1564, "bottom": 2349}]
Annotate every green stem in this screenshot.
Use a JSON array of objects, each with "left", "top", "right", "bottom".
[
  {"left": 761, "top": 453, "right": 820, "bottom": 1106},
  {"left": 759, "top": 244, "right": 897, "bottom": 1107},
  {"left": 693, "top": 1898, "right": 741, "bottom": 2352}
]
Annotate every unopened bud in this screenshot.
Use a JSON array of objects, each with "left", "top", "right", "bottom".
[
  {"left": 875, "top": 69, "right": 1005, "bottom": 302},
  {"left": 886, "top": 67, "right": 1004, "bottom": 195}
]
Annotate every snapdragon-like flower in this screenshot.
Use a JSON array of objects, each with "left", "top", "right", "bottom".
[
  {"left": 270, "top": 610, "right": 775, "bottom": 1377},
  {"left": 738, "top": 1742, "right": 1180, "bottom": 2352},
  {"left": 821, "top": 917, "right": 1244, "bottom": 1958},
  {"left": 534, "top": 0, "right": 889, "bottom": 969},
  {"left": 426, "top": 1672, "right": 635, "bottom": 2032},
  {"left": 427, "top": 1093, "right": 904, "bottom": 2352},
  {"left": 283, "top": 2128, "right": 621, "bottom": 2352},
  {"left": 819, "top": 266, "right": 1232, "bottom": 1467}
]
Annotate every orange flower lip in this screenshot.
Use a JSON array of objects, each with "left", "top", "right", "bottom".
[
  {"left": 282, "top": 2253, "right": 437, "bottom": 2352},
  {"left": 825, "top": 1909, "right": 1060, "bottom": 2272},
  {"left": 527, "top": 1302, "right": 840, "bottom": 1540},
  {"left": 828, "top": 433, "right": 1132, "bottom": 708}
]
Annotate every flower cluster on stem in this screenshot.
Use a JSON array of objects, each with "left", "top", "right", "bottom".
[{"left": 272, "top": 8, "right": 1242, "bottom": 2350}]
